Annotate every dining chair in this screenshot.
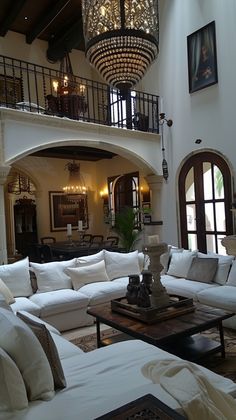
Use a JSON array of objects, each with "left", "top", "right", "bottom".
[{"left": 90, "top": 235, "right": 104, "bottom": 249}]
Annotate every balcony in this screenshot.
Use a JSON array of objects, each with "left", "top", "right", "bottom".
[{"left": 0, "top": 55, "right": 160, "bottom": 134}]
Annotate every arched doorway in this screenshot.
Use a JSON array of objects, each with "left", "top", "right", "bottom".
[{"left": 178, "top": 151, "right": 233, "bottom": 253}]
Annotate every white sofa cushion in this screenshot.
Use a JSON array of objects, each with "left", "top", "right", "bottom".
[
  {"left": 104, "top": 250, "right": 140, "bottom": 280},
  {"left": 186, "top": 257, "right": 218, "bottom": 283},
  {"left": 0, "top": 308, "right": 54, "bottom": 401},
  {"left": 65, "top": 260, "right": 109, "bottom": 290},
  {"left": 0, "top": 347, "right": 28, "bottom": 411},
  {"left": 161, "top": 274, "right": 219, "bottom": 300},
  {"left": 80, "top": 277, "right": 128, "bottom": 306},
  {"left": 0, "top": 257, "right": 32, "bottom": 297},
  {"left": 198, "top": 252, "right": 234, "bottom": 285},
  {"left": 11, "top": 297, "right": 41, "bottom": 316},
  {"left": 0, "top": 278, "right": 15, "bottom": 304},
  {"left": 76, "top": 250, "right": 104, "bottom": 266},
  {"left": 197, "top": 285, "right": 236, "bottom": 312},
  {"left": 29, "top": 289, "right": 89, "bottom": 317},
  {"left": 167, "top": 251, "right": 197, "bottom": 278},
  {"left": 17, "top": 312, "right": 66, "bottom": 390},
  {"left": 30, "top": 258, "right": 77, "bottom": 292}
]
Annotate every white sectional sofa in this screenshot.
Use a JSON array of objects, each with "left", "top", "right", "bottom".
[
  {"left": 0, "top": 249, "right": 148, "bottom": 332},
  {"left": 160, "top": 247, "right": 236, "bottom": 329},
  {"left": 1, "top": 303, "right": 236, "bottom": 420}
]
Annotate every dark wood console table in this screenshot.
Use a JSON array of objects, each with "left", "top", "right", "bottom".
[{"left": 88, "top": 302, "right": 234, "bottom": 362}]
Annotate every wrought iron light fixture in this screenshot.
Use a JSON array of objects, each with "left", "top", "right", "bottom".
[
  {"left": 63, "top": 161, "right": 87, "bottom": 195},
  {"left": 159, "top": 113, "right": 173, "bottom": 181},
  {"left": 82, "top": 0, "right": 159, "bottom": 90}
]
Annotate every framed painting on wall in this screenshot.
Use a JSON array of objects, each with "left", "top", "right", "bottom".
[
  {"left": 49, "top": 191, "right": 89, "bottom": 232},
  {"left": 0, "top": 75, "right": 23, "bottom": 105},
  {"left": 187, "top": 21, "right": 218, "bottom": 93}
]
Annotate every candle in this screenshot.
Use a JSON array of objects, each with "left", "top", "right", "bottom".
[
  {"left": 67, "top": 224, "right": 72, "bottom": 236},
  {"left": 148, "top": 235, "right": 160, "bottom": 245},
  {"left": 160, "top": 97, "right": 164, "bottom": 113},
  {"left": 78, "top": 220, "right": 83, "bottom": 231}
]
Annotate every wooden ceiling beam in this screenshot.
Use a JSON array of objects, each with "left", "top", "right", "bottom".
[
  {"left": 26, "top": 0, "right": 71, "bottom": 44},
  {"left": 46, "top": 18, "right": 84, "bottom": 61},
  {"left": 0, "top": 0, "right": 27, "bottom": 37}
]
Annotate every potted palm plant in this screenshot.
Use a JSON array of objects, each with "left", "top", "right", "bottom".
[{"left": 112, "top": 207, "right": 142, "bottom": 252}]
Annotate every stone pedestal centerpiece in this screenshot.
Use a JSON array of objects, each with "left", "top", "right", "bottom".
[{"left": 143, "top": 242, "right": 170, "bottom": 308}]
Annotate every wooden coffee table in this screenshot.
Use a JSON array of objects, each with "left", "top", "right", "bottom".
[{"left": 87, "top": 302, "right": 234, "bottom": 362}]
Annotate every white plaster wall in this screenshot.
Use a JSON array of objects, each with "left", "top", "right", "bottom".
[{"left": 142, "top": 0, "right": 236, "bottom": 245}]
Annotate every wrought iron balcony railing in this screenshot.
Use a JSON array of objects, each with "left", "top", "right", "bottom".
[{"left": 0, "top": 55, "right": 160, "bottom": 133}]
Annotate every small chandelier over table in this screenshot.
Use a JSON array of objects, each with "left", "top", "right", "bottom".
[
  {"left": 63, "top": 160, "right": 87, "bottom": 196},
  {"left": 82, "top": 0, "right": 159, "bottom": 91}
]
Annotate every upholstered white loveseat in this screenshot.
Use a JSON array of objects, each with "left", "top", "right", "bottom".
[
  {"left": 1, "top": 303, "right": 236, "bottom": 420},
  {"left": 160, "top": 247, "right": 236, "bottom": 329},
  {"left": 0, "top": 250, "right": 148, "bottom": 332}
]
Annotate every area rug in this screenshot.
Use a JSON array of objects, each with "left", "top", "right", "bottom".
[{"left": 70, "top": 327, "right": 236, "bottom": 382}]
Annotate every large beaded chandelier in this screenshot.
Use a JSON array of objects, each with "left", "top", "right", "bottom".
[{"left": 82, "top": 0, "right": 159, "bottom": 90}]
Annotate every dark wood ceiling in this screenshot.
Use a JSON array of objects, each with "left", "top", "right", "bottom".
[
  {"left": 31, "top": 146, "right": 116, "bottom": 162},
  {"left": 0, "top": 0, "right": 85, "bottom": 61},
  {"left": 1, "top": 1, "right": 118, "bottom": 162}
]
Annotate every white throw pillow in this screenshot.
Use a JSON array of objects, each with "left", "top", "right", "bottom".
[
  {"left": 30, "top": 258, "right": 77, "bottom": 292},
  {"left": 0, "top": 308, "right": 54, "bottom": 401},
  {"left": 0, "top": 347, "right": 28, "bottom": 411},
  {"left": 76, "top": 250, "right": 104, "bottom": 267},
  {"left": 198, "top": 252, "right": 234, "bottom": 285},
  {"left": 104, "top": 250, "right": 141, "bottom": 280},
  {"left": 226, "top": 260, "right": 236, "bottom": 286},
  {"left": 0, "top": 257, "right": 32, "bottom": 297},
  {"left": 167, "top": 251, "right": 197, "bottom": 278},
  {"left": 0, "top": 278, "right": 15, "bottom": 304},
  {"left": 65, "top": 260, "right": 109, "bottom": 290}
]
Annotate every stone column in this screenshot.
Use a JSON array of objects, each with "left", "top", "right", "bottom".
[
  {"left": 0, "top": 166, "right": 11, "bottom": 263},
  {"left": 143, "top": 242, "right": 170, "bottom": 308},
  {"left": 145, "top": 174, "right": 163, "bottom": 222}
]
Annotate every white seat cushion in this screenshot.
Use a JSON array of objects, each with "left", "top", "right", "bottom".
[
  {"left": 161, "top": 275, "right": 219, "bottom": 300},
  {"left": 11, "top": 297, "right": 41, "bottom": 316},
  {"left": 197, "top": 285, "right": 236, "bottom": 312},
  {"left": 0, "top": 347, "right": 28, "bottom": 411},
  {"left": 0, "top": 308, "right": 54, "bottom": 401},
  {"left": 0, "top": 257, "right": 32, "bottom": 297},
  {"left": 29, "top": 289, "right": 89, "bottom": 317},
  {"left": 80, "top": 279, "right": 128, "bottom": 306},
  {"left": 30, "top": 258, "right": 77, "bottom": 292}
]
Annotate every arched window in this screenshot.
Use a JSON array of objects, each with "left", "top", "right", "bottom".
[{"left": 178, "top": 152, "right": 233, "bottom": 253}]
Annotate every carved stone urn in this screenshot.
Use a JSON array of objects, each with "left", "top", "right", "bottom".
[{"left": 142, "top": 242, "right": 170, "bottom": 308}]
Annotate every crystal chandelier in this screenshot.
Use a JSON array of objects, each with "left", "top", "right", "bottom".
[
  {"left": 82, "top": 0, "right": 159, "bottom": 90},
  {"left": 63, "top": 161, "right": 87, "bottom": 195}
]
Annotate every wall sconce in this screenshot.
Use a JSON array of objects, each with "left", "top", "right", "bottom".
[{"left": 100, "top": 188, "right": 109, "bottom": 205}]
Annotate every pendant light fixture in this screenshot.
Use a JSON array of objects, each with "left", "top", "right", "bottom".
[
  {"left": 63, "top": 160, "right": 87, "bottom": 195},
  {"left": 82, "top": 0, "right": 159, "bottom": 91}
]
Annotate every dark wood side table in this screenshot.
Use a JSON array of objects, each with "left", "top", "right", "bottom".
[{"left": 95, "top": 394, "right": 186, "bottom": 419}]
